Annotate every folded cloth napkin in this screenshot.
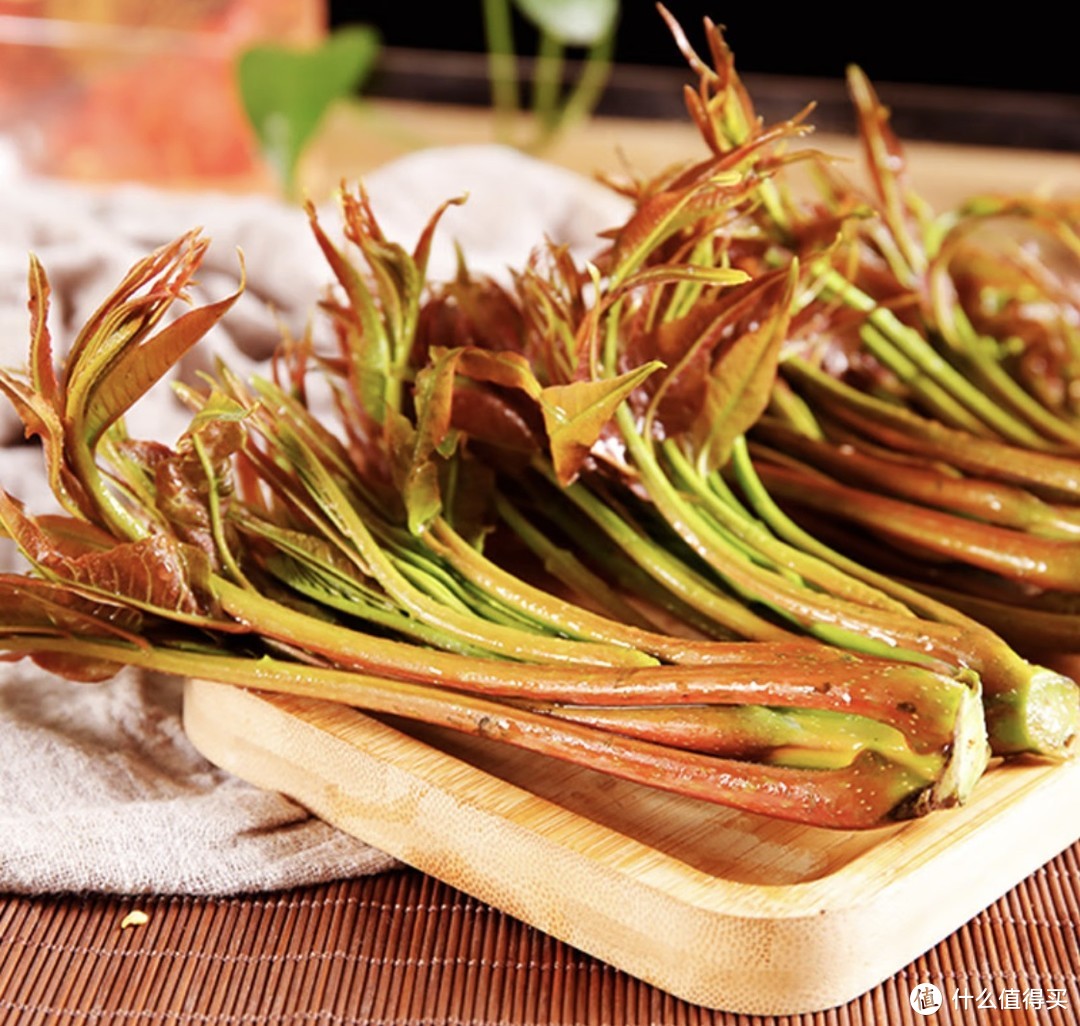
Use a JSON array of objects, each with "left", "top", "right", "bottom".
[{"left": 0, "top": 145, "right": 629, "bottom": 895}]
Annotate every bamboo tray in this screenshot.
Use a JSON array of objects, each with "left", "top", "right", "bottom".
[{"left": 183, "top": 678, "right": 1080, "bottom": 1015}]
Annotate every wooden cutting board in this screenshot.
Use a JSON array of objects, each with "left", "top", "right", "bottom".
[{"left": 183, "top": 678, "right": 1080, "bottom": 1015}]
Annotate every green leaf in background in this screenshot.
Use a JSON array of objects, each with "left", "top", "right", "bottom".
[
  {"left": 237, "top": 25, "right": 380, "bottom": 195},
  {"left": 513, "top": 0, "right": 618, "bottom": 45}
]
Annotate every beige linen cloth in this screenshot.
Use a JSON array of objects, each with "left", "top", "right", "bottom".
[{"left": 0, "top": 146, "right": 629, "bottom": 894}]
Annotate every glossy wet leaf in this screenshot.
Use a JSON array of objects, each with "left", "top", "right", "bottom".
[
  {"left": 605, "top": 175, "right": 745, "bottom": 284},
  {"left": 399, "top": 347, "right": 545, "bottom": 533},
  {"left": 632, "top": 299, "right": 734, "bottom": 437},
  {"left": 0, "top": 489, "right": 215, "bottom": 622},
  {"left": 689, "top": 266, "right": 797, "bottom": 472},
  {"left": 26, "top": 254, "right": 59, "bottom": 405},
  {"left": 540, "top": 361, "right": 663, "bottom": 484}
]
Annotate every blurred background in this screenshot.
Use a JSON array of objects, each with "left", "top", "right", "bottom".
[
  {"left": 0, "top": 0, "right": 1075, "bottom": 189},
  {"left": 336, "top": 2, "right": 1076, "bottom": 94},
  {"left": 339, "top": 1, "right": 1078, "bottom": 151}
]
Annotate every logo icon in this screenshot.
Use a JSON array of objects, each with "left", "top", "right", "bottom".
[{"left": 910, "top": 983, "right": 943, "bottom": 1016}]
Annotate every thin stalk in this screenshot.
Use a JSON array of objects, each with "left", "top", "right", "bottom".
[
  {"left": 783, "top": 357, "right": 1080, "bottom": 498},
  {"left": 964, "top": 348, "right": 1080, "bottom": 447},
  {"left": 615, "top": 403, "right": 965, "bottom": 667},
  {"left": 386, "top": 547, "right": 558, "bottom": 635},
  {"left": 209, "top": 573, "right": 979, "bottom": 752},
  {"left": 731, "top": 436, "right": 1006, "bottom": 628},
  {"left": 532, "top": 32, "right": 565, "bottom": 135},
  {"left": 257, "top": 549, "right": 498, "bottom": 659},
  {"left": 755, "top": 461, "right": 1080, "bottom": 593},
  {"left": 855, "top": 321, "right": 992, "bottom": 436},
  {"left": 73, "top": 443, "right": 151, "bottom": 543},
  {"left": 530, "top": 702, "right": 946, "bottom": 778},
  {"left": 729, "top": 438, "right": 1080, "bottom": 758},
  {"left": 897, "top": 579, "right": 1080, "bottom": 654},
  {"left": 430, "top": 514, "right": 789, "bottom": 665},
  {"left": 539, "top": 464, "right": 796, "bottom": 642},
  {"left": 510, "top": 480, "right": 743, "bottom": 641},
  {"left": 245, "top": 421, "right": 669, "bottom": 656},
  {"left": 547, "top": 30, "right": 615, "bottom": 139},
  {"left": 813, "top": 263, "right": 1053, "bottom": 447},
  {"left": 749, "top": 422, "right": 1080, "bottom": 540},
  {"left": 0, "top": 633, "right": 957, "bottom": 829},
  {"left": 930, "top": 279, "right": 1080, "bottom": 447},
  {"left": 663, "top": 439, "right": 915, "bottom": 615},
  {"left": 482, "top": 0, "right": 521, "bottom": 142},
  {"left": 245, "top": 399, "right": 666, "bottom": 662},
  {"left": 493, "top": 493, "right": 660, "bottom": 631},
  {"left": 276, "top": 422, "right": 656, "bottom": 668}
]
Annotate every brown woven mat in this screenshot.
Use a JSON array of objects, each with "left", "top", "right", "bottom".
[{"left": 2, "top": 843, "right": 1078, "bottom": 1026}]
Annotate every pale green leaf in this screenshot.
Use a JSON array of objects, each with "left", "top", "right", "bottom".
[{"left": 513, "top": 0, "right": 618, "bottom": 45}]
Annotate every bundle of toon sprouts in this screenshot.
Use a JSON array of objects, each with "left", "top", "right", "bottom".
[{"left": 0, "top": 14, "right": 1076, "bottom": 830}]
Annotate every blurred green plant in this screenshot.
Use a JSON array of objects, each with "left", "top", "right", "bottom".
[
  {"left": 483, "top": 0, "right": 620, "bottom": 148},
  {"left": 236, "top": 2, "right": 620, "bottom": 196},
  {"left": 237, "top": 24, "right": 380, "bottom": 197}
]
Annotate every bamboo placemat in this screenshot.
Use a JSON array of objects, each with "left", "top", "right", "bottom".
[{"left": 2, "top": 842, "right": 1078, "bottom": 1026}]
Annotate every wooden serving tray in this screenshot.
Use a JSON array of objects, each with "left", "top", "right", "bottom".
[{"left": 183, "top": 678, "right": 1080, "bottom": 1015}]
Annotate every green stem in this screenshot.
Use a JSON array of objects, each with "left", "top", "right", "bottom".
[
  {"left": 493, "top": 494, "right": 659, "bottom": 631},
  {"left": 783, "top": 357, "right": 1080, "bottom": 499},
  {"left": 279, "top": 423, "right": 655, "bottom": 668},
  {"left": 549, "top": 30, "right": 615, "bottom": 137},
  {"left": 209, "top": 573, "right": 978, "bottom": 750},
  {"left": 533, "top": 702, "right": 947, "bottom": 779},
  {"left": 513, "top": 479, "right": 742, "bottom": 640},
  {"left": 482, "top": 0, "right": 520, "bottom": 142},
  {"left": 532, "top": 32, "right": 564, "bottom": 135},
  {"left": 432, "top": 512, "right": 782, "bottom": 665},
  {"left": 73, "top": 441, "right": 149, "bottom": 543},
  {"left": 386, "top": 544, "right": 559, "bottom": 635},
  {"left": 931, "top": 279, "right": 1080, "bottom": 447},
  {"left": 856, "top": 321, "right": 991, "bottom": 436},
  {"left": 897, "top": 577, "right": 1080, "bottom": 655},
  {"left": 731, "top": 436, "right": 990, "bottom": 627},
  {"left": 750, "top": 422, "right": 1080, "bottom": 540},
  {"left": 615, "top": 404, "right": 963, "bottom": 668},
  {"left": 813, "top": 263, "right": 1050, "bottom": 446},
  {"left": 756, "top": 461, "right": 1080, "bottom": 593},
  {"left": 966, "top": 348, "right": 1080, "bottom": 447},
  {"left": 730, "top": 439, "right": 1080, "bottom": 758},
  {"left": 663, "top": 439, "right": 913, "bottom": 615},
  {"left": 540, "top": 464, "right": 794, "bottom": 642},
  {"left": 260, "top": 550, "right": 497, "bottom": 658}
]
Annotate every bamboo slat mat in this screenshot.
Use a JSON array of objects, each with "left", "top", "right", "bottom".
[{"left": 1, "top": 842, "right": 1077, "bottom": 1026}]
